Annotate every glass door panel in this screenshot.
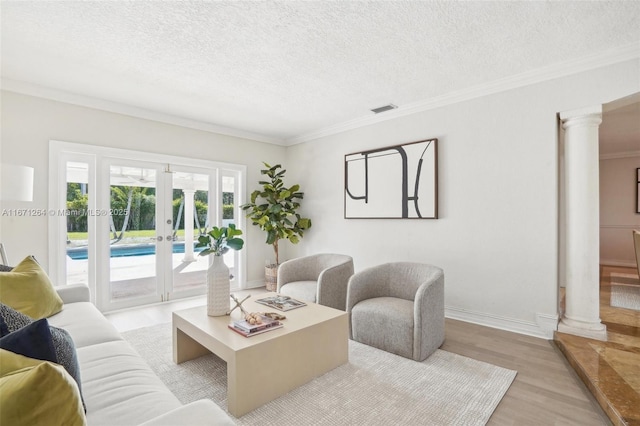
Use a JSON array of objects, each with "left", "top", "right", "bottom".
[
  {"left": 170, "top": 169, "right": 212, "bottom": 297},
  {"left": 221, "top": 172, "right": 242, "bottom": 287},
  {"left": 107, "top": 162, "right": 163, "bottom": 307},
  {"left": 65, "top": 161, "right": 90, "bottom": 286}
]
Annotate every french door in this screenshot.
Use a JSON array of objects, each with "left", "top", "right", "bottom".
[{"left": 49, "top": 142, "right": 245, "bottom": 312}]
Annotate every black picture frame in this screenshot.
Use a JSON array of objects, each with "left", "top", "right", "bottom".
[
  {"left": 636, "top": 168, "right": 640, "bottom": 214},
  {"left": 344, "top": 138, "right": 438, "bottom": 219}
]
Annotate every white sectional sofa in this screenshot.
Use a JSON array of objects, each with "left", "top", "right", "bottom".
[{"left": 49, "top": 284, "right": 234, "bottom": 426}]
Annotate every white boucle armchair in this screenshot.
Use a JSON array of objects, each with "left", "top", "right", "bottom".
[
  {"left": 277, "top": 253, "right": 354, "bottom": 311},
  {"left": 346, "top": 262, "right": 445, "bottom": 361}
]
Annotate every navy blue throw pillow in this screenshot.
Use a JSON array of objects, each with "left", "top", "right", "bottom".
[
  {"left": 0, "top": 303, "right": 86, "bottom": 412},
  {"left": 0, "top": 318, "right": 58, "bottom": 363}
]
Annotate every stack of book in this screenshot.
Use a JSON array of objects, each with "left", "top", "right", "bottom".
[{"left": 228, "top": 315, "right": 283, "bottom": 337}]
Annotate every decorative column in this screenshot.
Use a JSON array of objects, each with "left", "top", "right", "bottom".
[
  {"left": 558, "top": 105, "right": 606, "bottom": 341},
  {"left": 182, "top": 189, "right": 196, "bottom": 263}
]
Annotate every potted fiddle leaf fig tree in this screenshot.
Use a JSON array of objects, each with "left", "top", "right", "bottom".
[
  {"left": 241, "top": 163, "right": 312, "bottom": 291},
  {"left": 196, "top": 224, "right": 244, "bottom": 316}
]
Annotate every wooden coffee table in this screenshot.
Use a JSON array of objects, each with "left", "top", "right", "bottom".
[{"left": 172, "top": 293, "right": 348, "bottom": 417}]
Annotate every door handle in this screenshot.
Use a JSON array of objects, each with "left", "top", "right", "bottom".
[
  {"left": 166, "top": 235, "right": 173, "bottom": 241},
  {"left": 157, "top": 236, "right": 163, "bottom": 242}
]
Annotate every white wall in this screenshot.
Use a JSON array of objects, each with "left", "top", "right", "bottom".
[
  {"left": 2, "top": 59, "right": 638, "bottom": 338},
  {"left": 0, "top": 91, "right": 284, "bottom": 284},
  {"left": 600, "top": 155, "right": 640, "bottom": 266},
  {"left": 284, "top": 59, "right": 640, "bottom": 338}
]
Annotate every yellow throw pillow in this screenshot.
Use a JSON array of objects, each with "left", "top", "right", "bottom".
[
  {"left": 0, "top": 256, "right": 63, "bottom": 319},
  {"left": 0, "top": 349, "right": 86, "bottom": 426}
]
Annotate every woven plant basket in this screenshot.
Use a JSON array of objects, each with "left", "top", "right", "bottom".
[{"left": 265, "top": 264, "right": 278, "bottom": 292}]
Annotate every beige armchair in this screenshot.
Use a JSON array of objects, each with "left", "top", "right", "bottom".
[
  {"left": 277, "top": 254, "right": 354, "bottom": 310},
  {"left": 346, "top": 262, "right": 444, "bottom": 361}
]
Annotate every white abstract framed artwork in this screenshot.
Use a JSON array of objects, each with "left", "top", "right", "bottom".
[{"left": 344, "top": 138, "right": 438, "bottom": 219}]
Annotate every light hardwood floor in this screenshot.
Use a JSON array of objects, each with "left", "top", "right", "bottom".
[
  {"left": 443, "top": 320, "right": 609, "bottom": 425},
  {"left": 105, "top": 289, "right": 610, "bottom": 425}
]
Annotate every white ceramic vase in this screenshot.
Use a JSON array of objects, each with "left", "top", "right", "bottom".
[{"left": 207, "top": 255, "right": 230, "bottom": 316}]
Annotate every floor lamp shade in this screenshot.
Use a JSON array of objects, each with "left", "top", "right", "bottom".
[{"left": 1, "top": 164, "right": 34, "bottom": 201}]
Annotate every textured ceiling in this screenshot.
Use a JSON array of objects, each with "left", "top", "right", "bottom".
[{"left": 1, "top": 1, "right": 639, "bottom": 145}]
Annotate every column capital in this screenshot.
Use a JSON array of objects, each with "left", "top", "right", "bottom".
[{"left": 560, "top": 105, "right": 602, "bottom": 129}]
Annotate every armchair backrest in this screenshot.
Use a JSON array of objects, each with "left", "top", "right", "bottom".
[
  {"left": 316, "top": 253, "right": 353, "bottom": 273},
  {"left": 381, "top": 262, "right": 444, "bottom": 301},
  {"left": 279, "top": 253, "right": 353, "bottom": 283},
  {"left": 300, "top": 254, "right": 351, "bottom": 278}
]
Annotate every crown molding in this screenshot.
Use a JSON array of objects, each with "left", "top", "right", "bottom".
[
  {"left": 2, "top": 41, "right": 638, "bottom": 147},
  {"left": 1, "top": 78, "right": 286, "bottom": 146},
  {"left": 286, "top": 42, "right": 640, "bottom": 145}
]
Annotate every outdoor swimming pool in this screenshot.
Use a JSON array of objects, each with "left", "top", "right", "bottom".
[{"left": 66, "top": 242, "right": 204, "bottom": 260}]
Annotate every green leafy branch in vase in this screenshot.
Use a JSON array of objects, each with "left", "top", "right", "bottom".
[{"left": 196, "top": 224, "right": 244, "bottom": 257}]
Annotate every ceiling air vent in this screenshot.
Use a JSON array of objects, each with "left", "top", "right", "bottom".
[{"left": 370, "top": 104, "right": 397, "bottom": 114}]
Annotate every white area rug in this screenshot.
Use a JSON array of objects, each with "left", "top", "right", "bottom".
[
  {"left": 610, "top": 272, "right": 640, "bottom": 311},
  {"left": 123, "top": 323, "right": 516, "bottom": 426},
  {"left": 611, "top": 284, "right": 640, "bottom": 311}
]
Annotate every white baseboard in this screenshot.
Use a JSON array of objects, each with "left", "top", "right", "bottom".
[
  {"left": 244, "top": 279, "right": 267, "bottom": 290},
  {"left": 236, "top": 286, "right": 562, "bottom": 338},
  {"left": 445, "top": 306, "right": 558, "bottom": 339},
  {"left": 600, "top": 259, "right": 636, "bottom": 268}
]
